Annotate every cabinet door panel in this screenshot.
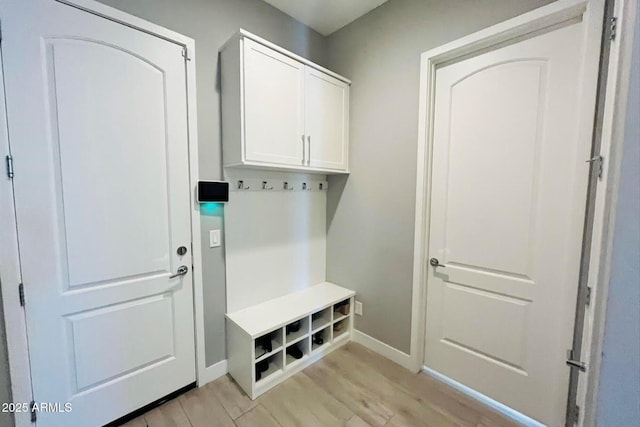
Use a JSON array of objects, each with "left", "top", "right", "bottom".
[
  {"left": 243, "top": 39, "right": 304, "bottom": 166},
  {"left": 305, "top": 67, "right": 349, "bottom": 171}
]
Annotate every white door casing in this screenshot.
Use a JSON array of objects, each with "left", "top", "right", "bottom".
[
  {"left": 243, "top": 38, "right": 306, "bottom": 166},
  {"left": 1, "top": 1, "right": 196, "bottom": 425},
  {"left": 305, "top": 67, "right": 349, "bottom": 170},
  {"left": 422, "top": 7, "right": 601, "bottom": 427}
]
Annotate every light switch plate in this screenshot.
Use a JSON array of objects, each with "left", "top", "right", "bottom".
[{"left": 209, "top": 229, "right": 221, "bottom": 248}]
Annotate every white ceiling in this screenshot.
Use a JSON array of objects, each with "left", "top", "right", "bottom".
[{"left": 262, "top": 0, "right": 389, "bottom": 36}]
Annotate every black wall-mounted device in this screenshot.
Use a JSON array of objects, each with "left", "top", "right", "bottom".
[{"left": 197, "top": 181, "right": 229, "bottom": 203}]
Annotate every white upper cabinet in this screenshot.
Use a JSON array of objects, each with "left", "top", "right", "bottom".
[
  {"left": 221, "top": 30, "right": 350, "bottom": 174},
  {"left": 304, "top": 67, "right": 349, "bottom": 170},
  {"left": 243, "top": 39, "right": 305, "bottom": 166}
]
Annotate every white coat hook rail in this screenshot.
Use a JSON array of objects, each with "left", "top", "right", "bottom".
[{"left": 232, "top": 178, "right": 328, "bottom": 192}]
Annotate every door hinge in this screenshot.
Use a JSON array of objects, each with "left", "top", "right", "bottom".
[
  {"left": 586, "top": 155, "right": 604, "bottom": 179},
  {"left": 585, "top": 286, "right": 592, "bottom": 306},
  {"left": 568, "top": 404, "right": 580, "bottom": 425},
  {"left": 610, "top": 17, "right": 618, "bottom": 41},
  {"left": 6, "top": 155, "right": 14, "bottom": 179},
  {"left": 181, "top": 46, "right": 191, "bottom": 61},
  {"left": 18, "top": 283, "right": 25, "bottom": 307},
  {"left": 30, "top": 400, "right": 37, "bottom": 423},
  {"left": 566, "top": 349, "right": 587, "bottom": 372}
]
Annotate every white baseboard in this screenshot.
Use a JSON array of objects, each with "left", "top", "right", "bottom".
[
  {"left": 198, "top": 359, "right": 228, "bottom": 386},
  {"left": 352, "top": 330, "right": 414, "bottom": 371},
  {"left": 422, "top": 366, "right": 544, "bottom": 427}
]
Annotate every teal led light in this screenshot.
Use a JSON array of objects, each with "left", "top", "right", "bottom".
[{"left": 200, "top": 202, "right": 223, "bottom": 215}]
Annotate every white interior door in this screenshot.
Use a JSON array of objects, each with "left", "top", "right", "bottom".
[
  {"left": 305, "top": 67, "right": 349, "bottom": 170},
  {"left": 1, "top": 1, "right": 195, "bottom": 425},
  {"left": 243, "top": 38, "right": 305, "bottom": 166},
  {"left": 424, "top": 19, "right": 595, "bottom": 427}
]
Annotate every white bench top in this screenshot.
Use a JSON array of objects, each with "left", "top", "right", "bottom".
[{"left": 226, "top": 282, "right": 355, "bottom": 338}]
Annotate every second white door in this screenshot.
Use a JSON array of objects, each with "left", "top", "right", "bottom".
[
  {"left": 424, "top": 15, "right": 598, "bottom": 427},
  {"left": 1, "top": 1, "right": 196, "bottom": 425}
]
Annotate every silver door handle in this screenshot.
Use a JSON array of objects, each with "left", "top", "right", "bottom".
[
  {"left": 307, "top": 135, "right": 311, "bottom": 165},
  {"left": 169, "top": 265, "right": 189, "bottom": 279},
  {"left": 429, "top": 258, "right": 447, "bottom": 268}
]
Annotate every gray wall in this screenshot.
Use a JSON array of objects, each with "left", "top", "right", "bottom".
[
  {"left": 596, "top": 2, "right": 640, "bottom": 425},
  {"left": 324, "top": 0, "right": 554, "bottom": 353},
  {"left": 96, "top": 0, "right": 327, "bottom": 366}
]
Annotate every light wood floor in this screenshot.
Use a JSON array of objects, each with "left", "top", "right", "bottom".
[{"left": 119, "top": 343, "right": 520, "bottom": 427}]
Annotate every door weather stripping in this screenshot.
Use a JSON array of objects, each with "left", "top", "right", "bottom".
[
  {"left": 586, "top": 155, "right": 604, "bottom": 179},
  {"left": 5, "top": 155, "right": 14, "bottom": 179},
  {"left": 18, "top": 283, "right": 25, "bottom": 307},
  {"left": 181, "top": 46, "right": 191, "bottom": 61},
  {"left": 566, "top": 349, "right": 587, "bottom": 372}
]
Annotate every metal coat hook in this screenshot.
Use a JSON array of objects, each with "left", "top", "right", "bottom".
[
  {"left": 262, "top": 181, "right": 274, "bottom": 190},
  {"left": 283, "top": 181, "right": 294, "bottom": 191},
  {"left": 237, "top": 180, "right": 250, "bottom": 190}
]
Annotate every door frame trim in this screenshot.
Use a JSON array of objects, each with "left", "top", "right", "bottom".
[
  {"left": 411, "top": 0, "right": 611, "bottom": 424},
  {"left": 0, "top": 47, "right": 33, "bottom": 427},
  {"left": 579, "top": 0, "right": 638, "bottom": 425},
  {"left": 0, "top": 2, "right": 206, "bottom": 426}
]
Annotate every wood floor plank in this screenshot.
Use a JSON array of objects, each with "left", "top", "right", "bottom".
[
  {"left": 178, "top": 385, "right": 234, "bottom": 427},
  {"left": 260, "top": 373, "right": 353, "bottom": 427},
  {"left": 235, "top": 404, "right": 282, "bottom": 427},
  {"left": 207, "top": 375, "right": 258, "bottom": 420},
  {"left": 119, "top": 416, "right": 148, "bottom": 427},
  {"left": 319, "top": 346, "right": 460, "bottom": 427},
  {"left": 476, "top": 415, "right": 522, "bottom": 427},
  {"left": 304, "top": 358, "right": 394, "bottom": 426},
  {"left": 345, "top": 414, "right": 372, "bottom": 427},
  {"left": 133, "top": 344, "right": 524, "bottom": 427},
  {"left": 144, "top": 399, "right": 191, "bottom": 427},
  {"left": 342, "top": 344, "right": 517, "bottom": 427}
]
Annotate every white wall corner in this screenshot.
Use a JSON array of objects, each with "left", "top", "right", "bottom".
[
  {"left": 352, "top": 330, "right": 415, "bottom": 371},
  {"left": 198, "top": 359, "right": 229, "bottom": 386}
]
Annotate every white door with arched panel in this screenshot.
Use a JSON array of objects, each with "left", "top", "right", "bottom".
[
  {"left": 1, "top": 1, "right": 195, "bottom": 425},
  {"left": 424, "top": 15, "right": 599, "bottom": 427}
]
